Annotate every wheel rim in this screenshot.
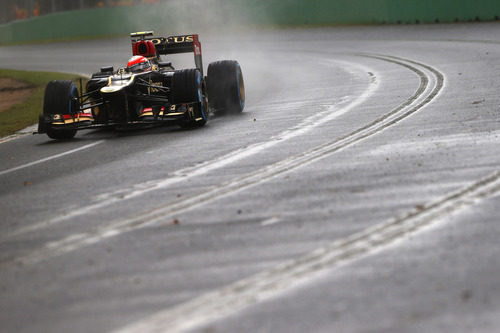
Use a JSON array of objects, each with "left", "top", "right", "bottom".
[
  {"left": 69, "top": 85, "right": 78, "bottom": 113},
  {"left": 235, "top": 64, "right": 245, "bottom": 110},
  {"left": 195, "top": 72, "right": 207, "bottom": 121}
]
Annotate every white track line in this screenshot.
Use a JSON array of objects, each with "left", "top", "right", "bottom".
[
  {"left": 114, "top": 169, "right": 500, "bottom": 333},
  {"left": 0, "top": 140, "right": 104, "bottom": 176},
  {"left": 5, "top": 60, "right": 378, "bottom": 239},
  {"left": 0, "top": 125, "right": 38, "bottom": 145}
]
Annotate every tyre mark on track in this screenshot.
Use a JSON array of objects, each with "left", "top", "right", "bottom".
[
  {"left": 114, "top": 168, "right": 500, "bottom": 333},
  {"left": 0, "top": 54, "right": 443, "bottom": 268},
  {"left": 115, "top": 57, "right": 500, "bottom": 333}
]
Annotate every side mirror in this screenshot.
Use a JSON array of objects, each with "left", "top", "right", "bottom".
[{"left": 101, "top": 66, "right": 114, "bottom": 73}]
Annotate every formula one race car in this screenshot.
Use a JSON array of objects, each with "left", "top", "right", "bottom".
[{"left": 37, "top": 31, "right": 245, "bottom": 140}]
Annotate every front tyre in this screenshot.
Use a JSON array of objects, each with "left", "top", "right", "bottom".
[
  {"left": 207, "top": 60, "right": 245, "bottom": 115},
  {"left": 172, "top": 68, "right": 207, "bottom": 129},
  {"left": 42, "top": 80, "right": 78, "bottom": 140}
]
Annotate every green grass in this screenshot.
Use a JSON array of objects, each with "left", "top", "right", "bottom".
[{"left": 0, "top": 69, "right": 84, "bottom": 138}]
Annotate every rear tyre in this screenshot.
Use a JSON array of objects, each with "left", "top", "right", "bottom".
[
  {"left": 172, "top": 69, "right": 207, "bottom": 129},
  {"left": 207, "top": 60, "right": 245, "bottom": 115},
  {"left": 43, "top": 80, "right": 78, "bottom": 140}
]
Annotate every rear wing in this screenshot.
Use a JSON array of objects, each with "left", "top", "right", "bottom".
[{"left": 131, "top": 32, "right": 204, "bottom": 75}]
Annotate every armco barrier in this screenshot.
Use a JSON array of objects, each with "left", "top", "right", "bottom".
[{"left": 1, "top": 0, "right": 499, "bottom": 44}]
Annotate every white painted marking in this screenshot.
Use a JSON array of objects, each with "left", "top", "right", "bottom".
[
  {"left": 0, "top": 140, "right": 104, "bottom": 176},
  {"left": 261, "top": 216, "right": 281, "bottom": 226},
  {"left": 0, "top": 125, "right": 38, "bottom": 144},
  {"left": 6, "top": 61, "right": 379, "bottom": 238}
]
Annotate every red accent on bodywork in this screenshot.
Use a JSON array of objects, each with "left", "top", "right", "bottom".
[
  {"left": 132, "top": 40, "right": 156, "bottom": 57},
  {"left": 62, "top": 113, "right": 92, "bottom": 120},
  {"left": 193, "top": 34, "right": 202, "bottom": 56},
  {"left": 141, "top": 107, "right": 165, "bottom": 114}
]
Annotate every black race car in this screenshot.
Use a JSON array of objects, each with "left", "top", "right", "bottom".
[{"left": 37, "top": 31, "right": 245, "bottom": 140}]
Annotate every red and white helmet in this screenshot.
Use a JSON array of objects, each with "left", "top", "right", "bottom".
[{"left": 126, "top": 55, "right": 152, "bottom": 73}]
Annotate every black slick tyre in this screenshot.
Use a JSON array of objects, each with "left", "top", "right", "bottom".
[
  {"left": 42, "top": 80, "right": 78, "bottom": 140},
  {"left": 172, "top": 69, "right": 207, "bottom": 129},
  {"left": 207, "top": 60, "right": 245, "bottom": 115}
]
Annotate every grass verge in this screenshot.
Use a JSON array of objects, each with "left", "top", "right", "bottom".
[{"left": 0, "top": 69, "right": 84, "bottom": 138}]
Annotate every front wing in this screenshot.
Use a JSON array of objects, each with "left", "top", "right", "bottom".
[{"left": 37, "top": 102, "right": 201, "bottom": 133}]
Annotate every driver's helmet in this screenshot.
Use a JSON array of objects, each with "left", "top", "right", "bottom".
[{"left": 126, "top": 55, "right": 152, "bottom": 73}]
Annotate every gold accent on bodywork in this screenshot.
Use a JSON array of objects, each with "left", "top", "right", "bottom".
[
  {"left": 101, "top": 74, "right": 136, "bottom": 93},
  {"left": 139, "top": 112, "right": 153, "bottom": 118},
  {"left": 52, "top": 116, "right": 93, "bottom": 125},
  {"left": 139, "top": 111, "right": 184, "bottom": 118},
  {"left": 147, "top": 79, "right": 163, "bottom": 94}
]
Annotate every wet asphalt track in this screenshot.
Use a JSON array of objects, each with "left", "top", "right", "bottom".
[{"left": 1, "top": 23, "right": 500, "bottom": 332}]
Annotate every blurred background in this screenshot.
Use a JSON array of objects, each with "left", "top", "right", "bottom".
[
  {"left": 1, "top": 0, "right": 499, "bottom": 43},
  {"left": 0, "top": 0, "right": 163, "bottom": 24}
]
